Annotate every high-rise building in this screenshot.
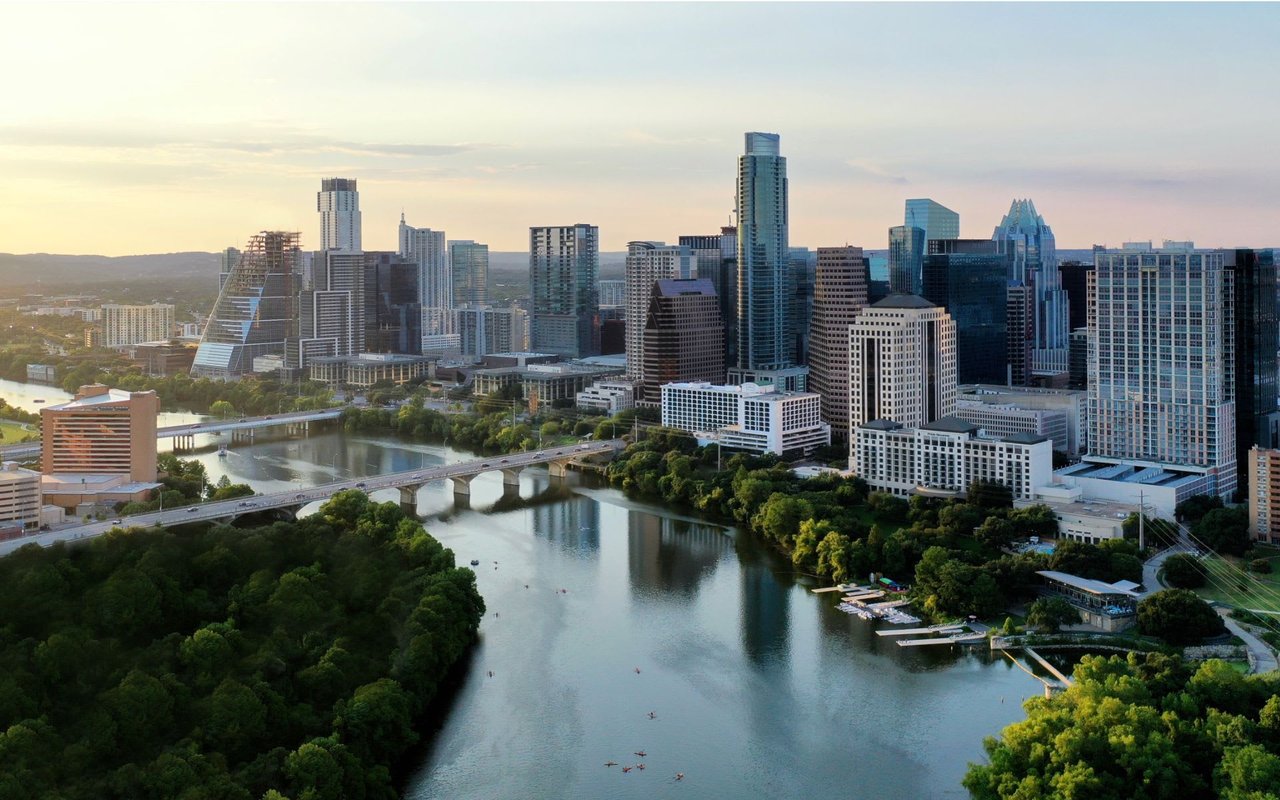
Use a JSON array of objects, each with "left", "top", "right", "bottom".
[
  {"left": 733, "top": 133, "right": 793, "bottom": 376},
  {"left": 1228, "top": 249, "right": 1280, "bottom": 495},
  {"left": 598, "top": 279, "right": 626, "bottom": 308},
  {"left": 680, "top": 226, "right": 738, "bottom": 368},
  {"left": 100, "top": 304, "right": 175, "bottom": 347},
  {"left": 291, "top": 251, "right": 366, "bottom": 367},
  {"left": 456, "top": 305, "right": 526, "bottom": 358},
  {"left": 449, "top": 240, "right": 489, "bottom": 306},
  {"left": 808, "top": 246, "right": 868, "bottom": 440},
  {"left": 193, "top": 231, "right": 300, "bottom": 379},
  {"left": 640, "top": 278, "right": 724, "bottom": 405},
  {"left": 1248, "top": 446, "right": 1280, "bottom": 544},
  {"left": 218, "top": 247, "right": 240, "bottom": 291},
  {"left": 848, "top": 295, "right": 956, "bottom": 436},
  {"left": 1087, "top": 243, "right": 1236, "bottom": 498},
  {"left": 1059, "top": 261, "right": 1093, "bottom": 332},
  {"left": 530, "top": 223, "right": 600, "bottom": 359},
  {"left": 890, "top": 200, "right": 960, "bottom": 295},
  {"left": 922, "top": 239, "right": 1016, "bottom": 385},
  {"left": 399, "top": 216, "right": 454, "bottom": 351},
  {"left": 363, "top": 252, "right": 421, "bottom": 354},
  {"left": 994, "top": 199, "right": 1068, "bottom": 378},
  {"left": 317, "top": 178, "right": 361, "bottom": 252},
  {"left": 1006, "top": 283, "right": 1034, "bottom": 387},
  {"left": 41, "top": 384, "right": 159, "bottom": 485},
  {"left": 790, "top": 246, "right": 816, "bottom": 364},
  {"left": 625, "top": 241, "right": 695, "bottom": 380},
  {"left": 1068, "top": 327, "right": 1089, "bottom": 390}
]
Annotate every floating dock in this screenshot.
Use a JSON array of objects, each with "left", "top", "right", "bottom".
[
  {"left": 897, "top": 632, "right": 986, "bottom": 648},
  {"left": 843, "top": 591, "right": 885, "bottom": 602},
  {"left": 876, "top": 625, "right": 964, "bottom": 637}
]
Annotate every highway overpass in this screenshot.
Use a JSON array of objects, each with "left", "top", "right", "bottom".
[{"left": 0, "top": 439, "right": 626, "bottom": 556}]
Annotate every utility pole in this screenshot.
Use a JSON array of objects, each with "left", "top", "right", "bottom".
[{"left": 1138, "top": 489, "right": 1145, "bottom": 551}]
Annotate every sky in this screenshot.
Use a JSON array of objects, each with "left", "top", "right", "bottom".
[{"left": 1, "top": 1, "right": 1278, "bottom": 255}]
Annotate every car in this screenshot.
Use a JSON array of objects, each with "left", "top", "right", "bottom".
[
  {"left": 265, "top": 416, "right": 273, "bottom": 420},
  {"left": 356, "top": 482, "right": 366, "bottom": 488},
  {"left": 578, "top": 445, "right": 590, "bottom": 450},
  {"left": 500, "top": 459, "right": 509, "bottom": 464},
  {"left": 112, "top": 518, "right": 123, "bottom": 524},
  {"left": 536, "top": 451, "right": 545, "bottom": 457},
  {"left": 187, "top": 507, "right": 199, "bottom": 513},
  {"left": 481, "top": 463, "right": 491, "bottom": 468},
  {"left": 295, "top": 493, "right": 305, "bottom": 499},
  {"left": 238, "top": 502, "right": 249, "bottom": 507}
]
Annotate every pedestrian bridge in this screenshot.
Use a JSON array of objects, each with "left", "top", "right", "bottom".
[{"left": 0, "top": 439, "right": 626, "bottom": 555}]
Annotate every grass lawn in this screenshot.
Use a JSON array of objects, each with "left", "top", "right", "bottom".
[
  {"left": 0, "top": 419, "right": 36, "bottom": 444},
  {"left": 1193, "top": 552, "right": 1280, "bottom": 613}
]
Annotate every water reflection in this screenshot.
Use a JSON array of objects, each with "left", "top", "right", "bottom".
[{"left": 627, "top": 511, "right": 730, "bottom": 598}]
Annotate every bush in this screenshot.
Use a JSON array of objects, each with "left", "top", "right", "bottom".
[
  {"left": 1137, "top": 589, "right": 1225, "bottom": 645},
  {"left": 1250, "top": 558, "right": 1273, "bottom": 574},
  {"left": 1163, "top": 553, "right": 1207, "bottom": 588}
]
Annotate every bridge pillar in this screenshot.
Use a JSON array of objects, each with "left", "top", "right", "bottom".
[
  {"left": 500, "top": 466, "right": 524, "bottom": 487},
  {"left": 398, "top": 484, "right": 422, "bottom": 514},
  {"left": 547, "top": 458, "right": 573, "bottom": 480},
  {"left": 450, "top": 474, "right": 475, "bottom": 496}
]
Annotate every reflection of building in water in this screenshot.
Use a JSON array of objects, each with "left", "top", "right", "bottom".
[
  {"left": 739, "top": 561, "right": 790, "bottom": 665},
  {"left": 532, "top": 495, "right": 600, "bottom": 551},
  {"left": 627, "top": 510, "right": 731, "bottom": 597}
]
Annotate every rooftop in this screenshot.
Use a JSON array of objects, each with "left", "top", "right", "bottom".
[
  {"left": 1038, "top": 570, "right": 1140, "bottom": 598},
  {"left": 46, "top": 384, "right": 154, "bottom": 411},
  {"left": 870, "top": 294, "right": 936, "bottom": 310}
]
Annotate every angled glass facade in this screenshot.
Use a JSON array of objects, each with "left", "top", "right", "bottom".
[
  {"left": 922, "top": 239, "right": 1015, "bottom": 385},
  {"left": 993, "top": 199, "right": 1068, "bottom": 378},
  {"left": 736, "top": 132, "right": 792, "bottom": 372}
]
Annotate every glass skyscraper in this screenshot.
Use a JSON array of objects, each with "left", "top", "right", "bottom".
[
  {"left": 890, "top": 199, "right": 959, "bottom": 294},
  {"left": 734, "top": 132, "right": 792, "bottom": 373},
  {"left": 1229, "top": 248, "right": 1280, "bottom": 495},
  {"left": 993, "top": 199, "right": 1069, "bottom": 378},
  {"left": 922, "top": 239, "right": 1016, "bottom": 385},
  {"left": 449, "top": 240, "right": 489, "bottom": 307},
  {"left": 529, "top": 224, "right": 600, "bottom": 358}
]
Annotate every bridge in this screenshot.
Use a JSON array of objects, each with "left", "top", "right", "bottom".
[
  {"left": 0, "top": 439, "right": 626, "bottom": 556},
  {"left": 0, "top": 407, "right": 345, "bottom": 461}
]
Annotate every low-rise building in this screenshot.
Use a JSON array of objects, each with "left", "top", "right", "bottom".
[
  {"left": 957, "top": 384, "right": 1087, "bottom": 455},
  {"left": 1015, "top": 485, "right": 1137, "bottom": 543},
  {"left": 473, "top": 362, "right": 624, "bottom": 410},
  {"left": 0, "top": 463, "right": 41, "bottom": 531},
  {"left": 852, "top": 417, "right": 1052, "bottom": 501},
  {"left": 1052, "top": 459, "right": 1209, "bottom": 519},
  {"left": 131, "top": 341, "right": 197, "bottom": 376},
  {"left": 1248, "top": 446, "right": 1280, "bottom": 544},
  {"left": 308, "top": 352, "right": 436, "bottom": 388},
  {"left": 1037, "top": 570, "right": 1139, "bottom": 632},
  {"left": 660, "top": 381, "right": 830, "bottom": 457},
  {"left": 576, "top": 380, "right": 636, "bottom": 414}
]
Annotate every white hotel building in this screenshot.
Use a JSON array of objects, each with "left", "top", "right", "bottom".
[
  {"left": 661, "top": 381, "right": 830, "bottom": 457},
  {"left": 852, "top": 417, "right": 1052, "bottom": 501}
]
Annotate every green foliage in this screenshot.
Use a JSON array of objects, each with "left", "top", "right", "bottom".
[
  {"left": 1163, "top": 553, "right": 1208, "bottom": 588},
  {"left": 1026, "top": 596, "right": 1080, "bottom": 632},
  {"left": 1250, "top": 558, "right": 1273, "bottom": 575},
  {"left": 967, "top": 480, "right": 1013, "bottom": 510},
  {"left": 0, "top": 495, "right": 483, "bottom": 799},
  {"left": 965, "top": 652, "right": 1280, "bottom": 800},
  {"left": 1137, "top": 589, "right": 1226, "bottom": 645},
  {"left": 1177, "top": 494, "right": 1225, "bottom": 524},
  {"left": 1194, "top": 507, "right": 1251, "bottom": 556},
  {"left": 210, "top": 399, "right": 237, "bottom": 419}
]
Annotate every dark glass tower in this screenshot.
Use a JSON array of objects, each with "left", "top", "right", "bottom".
[
  {"left": 922, "top": 239, "right": 1016, "bottom": 385},
  {"left": 363, "top": 252, "right": 421, "bottom": 354},
  {"left": 1229, "top": 248, "right": 1280, "bottom": 495},
  {"left": 735, "top": 132, "right": 792, "bottom": 372}
]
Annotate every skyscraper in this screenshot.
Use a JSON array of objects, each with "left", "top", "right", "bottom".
[
  {"left": 790, "top": 246, "right": 816, "bottom": 363},
  {"left": 733, "top": 132, "right": 793, "bottom": 376},
  {"left": 1059, "top": 260, "right": 1093, "bottom": 332},
  {"left": 218, "top": 246, "right": 240, "bottom": 291},
  {"left": 1087, "top": 243, "right": 1236, "bottom": 499},
  {"left": 849, "top": 295, "right": 956, "bottom": 433},
  {"left": 640, "top": 278, "right": 724, "bottom": 405},
  {"left": 193, "top": 231, "right": 300, "bottom": 379},
  {"left": 100, "top": 304, "right": 175, "bottom": 347},
  {"left": 680, "top": 226, "right": 738, "bottom": 369},
  {"left": 808, "top": 246, "right": 868, "bottom": 440},
  {"left": 624, "top": 241, "right": 695, "bottom": 380},
  {"left": 291, "top": 251, "right": 366, "bottom": 367},
  {"left": 890, "top": 199, "right": 959, "bottom": 294},
  {"left": 921, "top": 239, "right": 1016, "bottom": 385},
  {"left": 399, "top": 216, "right": 455, "bottom": 351},
  {"left": 993, "top": 199, "right": 1069, "bottom": 379},
  {"left": 1228, "top": 248, "right": 1280, "bottom": 494},
  {"left": 363, "top": 252, "right": 421, "bottom": 354},
  {"left": 530, "top": 224, "right": 600, "bottom": 358},
  {"left": 317, "top": 178, "right": 361, "bottom": 252},
  {"left": 449, "top": 240, "right": 489, "bottom": 306}
]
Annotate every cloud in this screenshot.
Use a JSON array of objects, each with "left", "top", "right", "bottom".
[{"left": 844, "top": 158, "right": 909, "bottom": 184}]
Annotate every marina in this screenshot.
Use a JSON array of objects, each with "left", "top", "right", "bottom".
[{"left": 835, "top": 588, "right": 923, "bottom": 625}]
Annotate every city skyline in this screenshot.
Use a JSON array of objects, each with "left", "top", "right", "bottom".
[{"left": 3, "top": 3, "right": 1279, "bottom": 255}]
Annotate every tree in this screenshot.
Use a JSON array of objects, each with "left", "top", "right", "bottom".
[
  {"left": 967, "top": 480, "right": 1013, "bottom": 510},
  {"left": 815, "top": 530, "right": 853, "bottom": 583},
  {"left": 1026, "top": 596, "right": 1080, "bottom": 632},
  {"left": 1176, "top": 494, "right": 1224, "bottom": 524},
  {"left": 1137, "top": 589, "right": 1225, "bottom": 645},
  {"left": 210, "top": 400, "right": 236, "bottom": 419},
  {"left": 974, "top": 516, "right": 1018, "bottom": 549},
  {"left": 1163, "top": 553, "right": 1207, "bottom": 588},
  {"left": 1194, "top": 507, "right": 1250, "bottom": 556}
]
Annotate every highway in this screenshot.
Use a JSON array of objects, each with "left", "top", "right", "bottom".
[
  {"left": 0, "top": 439, "right": 625, "bottom": 556},
  {"left": 0, "top": 407, "right": 346, "bottom": 461}
]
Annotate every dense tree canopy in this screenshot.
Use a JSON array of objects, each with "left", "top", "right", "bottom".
[
  {"left": 0, "top": 491, "right": 483, "bottom": 800},
  {"left": 1193, "top": 507, "right": 1251, "bottom": 557},
  {"left": 1137, "top": 589, "right": 1226, "bottom": 645},
  {"left": 965, "top": 653, "right": 1280, "bottom": 800},
  {"left": 1162, "top": 553, "right": 1208, "bottom": 589}
]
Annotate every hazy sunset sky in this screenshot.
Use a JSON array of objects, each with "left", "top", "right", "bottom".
[{"left": 2, "top": 2, "right": 1277, "bottom": 255}]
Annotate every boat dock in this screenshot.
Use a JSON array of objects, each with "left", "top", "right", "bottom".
[
  {"left": 896, "top": 632, "right": 986, "bottom": 647},
  {"left": 843, "top": 591, "right": 885, "bottom": 602},
  {"left": 1024, "top": 646, "right": 1074, "bottom": 687},
  {"left": 812, "top": 583, "right": 874, "bottom": 595},
  {"left": 876, "top": 624, "right": 964, "bottom": 637}
]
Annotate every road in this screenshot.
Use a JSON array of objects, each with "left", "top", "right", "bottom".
[{"left": 0, "top": 440, "right": 624, "bottom": 556}]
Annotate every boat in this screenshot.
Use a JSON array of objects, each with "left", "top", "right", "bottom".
[
  {"left": 32, "top": 399, "right": 44, "bottom": 403},
  {"left": 217, "top": 444, "right": 228, "bottom": 458},
  {"left": 470, "top": 559, "right": 480, "bottom": 566}
]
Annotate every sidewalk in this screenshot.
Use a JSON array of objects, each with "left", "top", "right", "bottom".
[{"left": 1218, "top": 611, "right": 1279, "bottom": 674}]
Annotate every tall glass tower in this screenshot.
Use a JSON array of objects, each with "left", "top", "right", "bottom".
[
  {"left": 890, "top": 199, "right": 959, "bottom": 294},
  {"left": 529, "top": 224, "right": 600, "bottom": 358},
  {"left": 317, "top": 178, "right": 361, "bottom": 253},
  {"left": 735, "top": 132, "right": 792, "bottom": 373},
  {"left": 993, "top": 199, "right": 1068, "bottom": 378}
]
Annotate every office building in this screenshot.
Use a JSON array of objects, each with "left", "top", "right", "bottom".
[
  {"left": 625, "top": 241, "right": 696, "bottom": 380},
  {"left": 1248, "top": 446, "right": 1280, "bottom": 544},
  {"left": 0, "top": 463, "right": 41, "bottom": 531},
  {"left": 450, "top": 240, "right": 489, "bottom": 306},
  {"left": 317, "top": 178, "right": 361, "bottom": 252},
  {"left": 1006, "top": 283, "right": 1034, "bottom": 386},
  {"left": 598, "top": 279, "right": 626, "bottom": 308},
  {"left": 399, "top": 216, "right": 454, "bottom": 350},
  {"left": 807, "top": 246, "right": 868, "bottom": 440},
  {"left": 576, "top": 380, "right": 636, "bottom": 414},
  {"left": 890, "top": 199, "right": 959, "bottom": 295},
  {"left": 98, "top": 304, "right": 175, "bottom": 348},
  {"left": 363, "top": 252, "right": 421, "bottom": 354},
  {"left": 530, "top": 224, "right": 600, "bottom": 359},
  {"left": 1228, "top": 248, "right": 1280, "bottom": 495},
  {"left": 640, "top": 278, "right": 724, "bottom": 405},
  {"left": 132, "top": 341, "right": 197, "bottom": 377},
  {"left": 954, "top": 400, "right": 1069, "bottom": 456},
  {"left": 732, "top": 133, "right": 794, "bottom": 378},
  {"left": 848, "top": 295, "right": 956, "bottom": 434},
  {"left": 1081, "top": 242, "right": 1236, "bottom": 500},
  {"left": 789, "top": 247, "right": 816, "bottom": 364},
  {"left": 1014, "top": 489, "right": 1138, "bottom": 544},
  {"left": 922, "top": 239, "right": 1016, "bottom": 385},
  {"left": 455, "top": 304, "right": 526, "bottom": 358},
  {"left": 1059, "top": 261, "right": 1093, "bottom": 332},
  {"left": 193, "top": 231, "right": 300, "bottom": 380},
  {"left": 39, "top": 384, "right": 160, "bottom": 510},
  {"left": 957, "top": 383, "right": 1087, "bottom": 456},
  {"left": 307, "top": 352, "right": 435, "bottom": 389},
  {"left": 994, "top": 199, "right": 1068, "bottom": 378},
  {"left": 1068, "top": 327, "right": 1089, "bottom": 390},
  {"left": 292, "top": 250, "right": 366, "bottom": 368},
  {"left": 218, "top": 246, "right": 241, "bottom": 291},
  {"left": 473, "top": 362, "right": 623, "bottom": 409},
  {"left": 853, "top": 418, "right": 1051, "bottom": 501},
  {"left": 681, "top": 227, "right": 738, "bottom": 368},
  {"left": 660, "top": 381, "right": 830, "bottom": 457}
]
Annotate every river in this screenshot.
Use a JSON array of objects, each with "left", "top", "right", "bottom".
[
  {"left": 0, "top": 377, "right": 206, "bottom": 428},
  {"left": 2, "top": 376, "right": 1041, "bottom": 797},
  {"left": 173, "top": 428, "right": 1040, "bottom": 799}
]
